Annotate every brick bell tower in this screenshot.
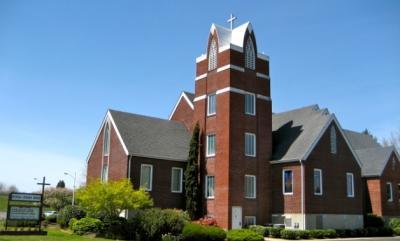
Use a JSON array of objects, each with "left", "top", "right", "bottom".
[{"left": 193, "top": 19, "right": 272, "bottom": 229}]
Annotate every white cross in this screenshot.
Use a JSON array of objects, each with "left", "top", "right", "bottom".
[{"left": 227, "top": 14, "right": 237, "bottom": 30}]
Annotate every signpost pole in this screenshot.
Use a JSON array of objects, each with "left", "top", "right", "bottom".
[{"left": 36, "top": 177, "right": 50, "bottom": 232}]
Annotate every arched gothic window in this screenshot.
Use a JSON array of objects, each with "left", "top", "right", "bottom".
[
  {"left": 245, "top": 38, "right": 255, "bottom": 70},
  {"left": 208, "top": 40, "right": 217, "bottom": 71},
  {"left": 103, "top": 123, "right": 110, "bottom": 155},
  {"left": 330, "top": 126, "right": 337, "bottom": 154}
]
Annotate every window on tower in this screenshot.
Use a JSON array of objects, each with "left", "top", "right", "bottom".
[
  {"left": 103, "top": 123, "right": 110, "bottom": 155},
  {"left": 245, "top": 38, "right": 255, "bottom": 70},
  {"left": 208, "top": 40, "right": 217, "bottom": 70}
]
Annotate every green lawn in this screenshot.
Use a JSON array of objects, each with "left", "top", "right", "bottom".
[
  {"left": 0, "top": 195, "right": 7, "bottom": 212},
  {"left": 0, "top": 228, "right": 112, "bottom": 241}
]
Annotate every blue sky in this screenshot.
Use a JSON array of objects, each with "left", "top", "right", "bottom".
[{"left": 0, "top": 0, "right": 399, "bottom": 192}]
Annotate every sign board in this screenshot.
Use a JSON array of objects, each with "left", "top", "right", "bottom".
[
  {"left": 10, "top": 193, "right": 42, "bottom": 202},
  {"left": 8, "top": 206, "right": 41, "bottom": 221}
]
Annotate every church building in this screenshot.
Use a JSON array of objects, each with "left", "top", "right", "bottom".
[{"left": 86, "top": 19, "right": 397, "bottom": 230}]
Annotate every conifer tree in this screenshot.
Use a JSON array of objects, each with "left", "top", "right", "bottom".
[{"left": 184, "top": 122, "right": 201, "bottom": 220}]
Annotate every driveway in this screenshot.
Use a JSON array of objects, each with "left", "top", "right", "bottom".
[{"left": 266, "top": 237, "right": 400, "bottom": 241}]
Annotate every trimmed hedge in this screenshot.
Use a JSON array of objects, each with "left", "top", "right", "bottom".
[
  {"left": 227, "top": 229, "right": 263, "bottom": 241},
  {"left": 248, "top": 225, "right": 267, "bottom": 237},
  {"left": 71, "top": 217, "right": 102, "bottom": 235},
  {"left": 390, "top": 218, "right": 400, "bottom": 229},
  {"left": 57, "top": 205, "right": 86, "bottom": 228},
  {"left": 182, "top": 223, "right": 226, "bottom": 241}
]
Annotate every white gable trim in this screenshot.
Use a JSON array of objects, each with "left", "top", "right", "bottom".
[
  {"left": 217, "top": 64, "right": 245, "bottom": 73},
  {"left": 168, "top": 92, "right": 194, "bottom": 120},
  {"left": 85, "top": 111, "right": 129, "bottom": 164},
  {"left": 377, "top": 146, "right": 398, "bottom": 177},
  {"left": 302, "top": 115, "right": 363, "bottom": 168}
]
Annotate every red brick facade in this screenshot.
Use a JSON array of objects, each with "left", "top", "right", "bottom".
[
  {"left": 366, "top": 152, "right": 400, "bottom": 217},
  {"left": 170, "top": 96, "right": 194, "bottom": 130}
]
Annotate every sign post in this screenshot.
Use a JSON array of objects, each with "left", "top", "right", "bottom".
[{"left": 36, "top": 176, "right": 50, "bottom": 232}]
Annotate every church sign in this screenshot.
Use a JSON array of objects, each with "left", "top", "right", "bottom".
[
  {"left": 10, "top": 193, "right": 42, "bottom": 202},
  {"left": 8, "top": 206, "right": 41, "bottom": 221}
]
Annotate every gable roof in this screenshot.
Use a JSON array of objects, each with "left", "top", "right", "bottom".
[
  {"left": 271, "top": 105, "right": 333, "bottom": 162},
  {"left": 110, "top": 109, "right": 191, "bottom": 161},
  {"left": 344, "top": 129, "right": 398, "bottom": 177},
  {"left": 169, "top": 91, "right": 194, "bottom": 120}
]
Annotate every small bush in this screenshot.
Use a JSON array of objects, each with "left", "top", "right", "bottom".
[
  {"left": 182, "top": 223, "right": 226, "bottom": 241},
  {"left": 365, "top": 214, "right": 384, "bottom": 228},
  {"left": 390, "top": 218, "right": 400, "bottom": 229},
  {"left": 162, "top": 234, "right": 182, "bottom": 241},
  {"left": 309, "top": 229, "right": 325, "bottom": 239},
  {"left": 296, "top": 230, "right": 310, "bottom": 239},
  {"left": 71, "top": 217, "right": 102, "bottom": 235},
  {"left": 100, "top": 217, "right": 135, "bottom": 240},
  {"left": 68, "top": 218, "right": 78, "bottom": 230},
  {"left": 194, "top": 216, "right": 218, "bottom": 226},
  {"left": 227, "top": 229, "right": 263, "bottom": 241},
  {"left": 248, "top": 225, "right": 268, "bottom": 237},
  {"left": 57, "top": 205, "right": 86, "bottom": 228},
  {"left": 394, "top": 227, "right": 400, "bottom": 236},
  {"left": 45, "top": 214, "right": 57, "bottom": 223},
  {"left": 280, "top": 229, "right": 298, "bottom": 240},
  {"left": 268, "top": 227, "right": 283, "bottom": 238}
]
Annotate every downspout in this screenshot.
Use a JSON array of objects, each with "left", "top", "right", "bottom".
[{"left": 300, "top": 159, "right": 306, "bottom": 230}]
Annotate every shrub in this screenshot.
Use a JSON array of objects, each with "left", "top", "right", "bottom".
[
  {"left": 45, "top": 214, "right": 57, "bottom": 223},
  {"left": 335, "top": 229, "right": 354, "bottom": 238},
  {"left": 57, "top": 205, "right": 86, "bottom": 228},
  {"left": 182, "top": 223, "right": 226, "bottom": 241},
  {"left": 280, "top": 229, "right": 297, "bottom": 240},
  {"left": 227, "top": 229, "right": 263, "bottom": 241},
  {"left": 100, "top": 217, "right": 135, "bottom": 240},
  {"left": 390, "top": 218, "right": 400, "bottom": 229},
  {"left": 248, "top": 225, "right": 268, "bottom": 236},
  {"left": 309, "top": 229, "right": 325, "bottom": 239},
  {"left": 267, "top": 227, "right": 282, "bottom": 238},
  {"left": 68, "top": 218, "right": 78, "bottom": 229},
  {"left": 194, "top": 216, "right": 218, "bottom": 226},
  {"left": 324, "top": 229, "right": 337, "bottom": 238},
  {"left": 133, "top": 208, "right": 190, "bottom": 241},
  {"left": 71, "top": 217, "right": 102, "bottom": 235},
  {"left": 365, "top": 214, "right": 384, "bottom": 228},
  {"left": 162, "top": 234, "right": 182, "bottom": 241},
  {"left": 394, "top": 227, "right": 400, "bottom": 236}
]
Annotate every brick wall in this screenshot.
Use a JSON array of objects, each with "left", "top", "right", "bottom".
[{"left": 170, "top": 96, "right": 194, "bottom": 130}]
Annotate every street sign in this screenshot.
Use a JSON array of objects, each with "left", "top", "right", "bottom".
[
  {"left": 8, "top": 206, "right": 41, "bottom": 221},
  {"left": 10, "top": 193, "right": 42, "bottom": 202}
]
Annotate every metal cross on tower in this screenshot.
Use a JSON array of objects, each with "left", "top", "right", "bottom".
[{"left": 227, "top": 13, "right": 237, "bottom": 30}]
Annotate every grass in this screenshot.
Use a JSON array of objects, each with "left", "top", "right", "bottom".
[
  {"left": 0, "top": 227, "right": 111, "bottom": 241},
  {"left": 0, "top": 195, "right": 7, "bottom": 212}
]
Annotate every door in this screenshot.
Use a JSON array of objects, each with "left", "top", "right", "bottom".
[{"left": 232, "top": 206, "right": 242, "bottom": 229}]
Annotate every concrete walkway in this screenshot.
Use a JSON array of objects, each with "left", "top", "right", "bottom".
[{"left": 266, "top": 237, "right": 400, "bottom": 241}]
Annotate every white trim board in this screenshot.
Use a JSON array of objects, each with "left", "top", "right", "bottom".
[
  {"left": 85, "top": 110, "right": 129, "bottom": 164},
  {"left": 193, "top": 87, "right": 271, "bottom": 103},
  {"left": 168, "top": 92, "right": 194, "bottom": 120}
]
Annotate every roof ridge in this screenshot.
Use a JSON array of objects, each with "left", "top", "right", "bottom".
[
  {"left": 109, "top": 109, "right": 182, "bottom": 125},
  {"left": 274, "top": 104, "right": 320, "bottom": 115}
]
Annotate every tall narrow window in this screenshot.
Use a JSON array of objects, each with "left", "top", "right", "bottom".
[
  {"left": 245, "top": 38, "right": 255, "bottom": 70},
  {"left": 245, "top": 175, "right": 256, "bottom": 198},
  {"left": 208, "top": 40, "right": 217, "bottom": 70},
  {"left": 206, "top": 134, "right": 216, "bottom": 157},
  {"left": 387, "top": 182, "right": 393, "bottom": 202},
  {"left": 283, "top": 170, "right": 293, "bottom": 194},
  {"left": 207, "top": 94, "right": 216, "bottom": 116},
  {"left": 140, "top": 164, "right": 153, "bottom": 191},
  {"left": 205, "top": 176, "right": 215, "bottom": 198},
  {"left": 171, "top": 167, "right": 183, "bottom": 193},
  {"left": 101, "top": 163, "right": 108, "bottom": 182},
  {"left": 314, "top": 169, "right": 323, "bottom": 195},
  {"left": 245, "top": 94, "right": 255, "bottom": 115},
  {"left": 245, "top": 133, "right": 256, "bottom": 157},
  {"left": 330, "top": 126, "right": 337, "bottom": 154},
  {"left": 346, "top": 173, "right": 354, "bottom": 197},
  {"left": 103, "top": 123, "right": 110, "bottom": 155}
]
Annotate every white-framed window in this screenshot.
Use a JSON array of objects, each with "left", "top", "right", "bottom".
[
  {"left": 283, "top": 170, "right": 293, "bottom": 195},
  {"left": 346, "top": 173, "right": 354, "bottom": 197},
  {"left": 206, "top": 134, "right": 216, "bottom": 157},
  {"left": 387, "top": 182, "right": 393, "bottom": 202},
  {"left": 205, "top": 175, "right": 215, "bottom": 198},
  {"left": 103, "top": 123, "right": 110, "bottom": 155},
  {"left": 208, "top": 40, "right": 217, "bottom": 70},
  {"left": 245, "top": 38, "right": 255, "bottom": 70},
  {"left": 245, "top": 94, "right": 256, "bottom": 115},
  {"left": 171, "top": 167, "right": 183, "bottom": 193},
  {"left": 207, "top": 94, "right": 216, "bottom": 116},
  {"left": 314, "top": 169, "right": 323, "bottom": 195},
  {"left": 244, "top": 175, "right": 256, "bottom": 199},
  {"left": 140, "top": 164, "right": 153, "bottom": 191},
  {"left": 101, "top": 163, "right": 109, "bottom": 182},
  {"left": 245, "top": 133, "right": 256, "bottom": 157},
  {"left": 244, "top": 216, "right": 256, "bottom": 226},
  {"left": 330, "top": 126, "right": 337, "bottom": 154}
]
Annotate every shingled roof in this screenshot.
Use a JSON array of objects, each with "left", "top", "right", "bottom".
[
  {"left": 271, "top": 105, "right": 333, "bottom": 161},
  {"left": 109, "top": 109, "right": 191, "bottom": 161},
  {"left": 344, "top": 129, "right": 396, "bottom": 177}
]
